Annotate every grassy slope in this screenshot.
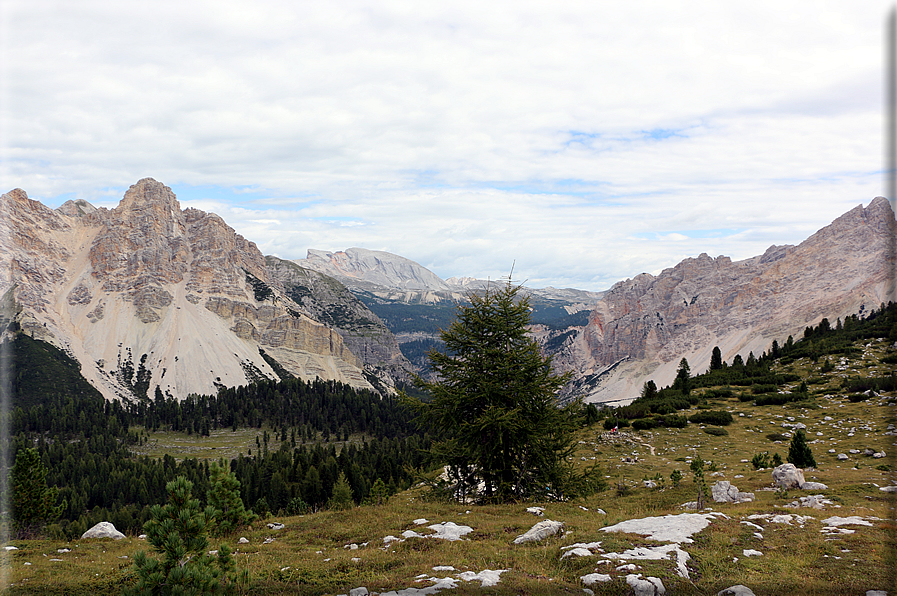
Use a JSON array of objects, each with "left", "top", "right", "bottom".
[{"left": 5, "top": 338, "right": 896, "bottom": 595}]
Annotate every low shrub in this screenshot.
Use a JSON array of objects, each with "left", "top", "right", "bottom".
[{"left": 703, "top": 427, "right": 728, "bottom": 436}]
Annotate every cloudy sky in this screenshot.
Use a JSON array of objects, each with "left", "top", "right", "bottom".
[{"left": 2, "top": 1, "right": 890, "bottom": 290}]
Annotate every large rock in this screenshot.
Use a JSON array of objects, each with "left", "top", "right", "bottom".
[
  {"left": 626, "top": 574, "right": 665, "bottom": 596},
  {"left": 513, "top": 520, "right": 564, "bottom": 544},
  {"left": 81, "top": 522, "right": 125, "bottom": 540},
  {"left": 772, "top": 463, "right": 806, "bottom": 489},
  {"left": 711, "top": 481, "right": 754, "bottom": 503}
]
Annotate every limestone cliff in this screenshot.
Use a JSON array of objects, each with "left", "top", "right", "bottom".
[
  {"left": 266, "top": 256, "right": 414, "bottom": 391},
  {"left": 536, "top": 197, "right": 896, "bottom": 405},
  {"left": 0, "top": 178, "right": 372, "bottom": 402}
]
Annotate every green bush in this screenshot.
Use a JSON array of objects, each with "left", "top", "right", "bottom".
[
  {"left": 631, "top": 418, "right": 657, "bottom": 431},
  {"left": 703, "top": 427, "right": 728, "bottom": 436},
  {"left": 687, "top": 410, "right": 734, "bottom": 426},
  {"left": 847, "top": 393, "right": 870, "bottom": 403}
]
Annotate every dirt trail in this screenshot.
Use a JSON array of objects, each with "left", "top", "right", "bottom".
[{"left": 640, "top": 443, "right": 656, "bottom": 456}]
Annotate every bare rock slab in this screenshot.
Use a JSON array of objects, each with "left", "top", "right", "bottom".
[
  {"left": 513, "top": 519, "right": 564, "bottom": 544},
  {"left": 601, "top": 512, "right": 727, "bottom": 543},
  {"left": 81, "top": 522, "right": 125, "bottom": 540}
]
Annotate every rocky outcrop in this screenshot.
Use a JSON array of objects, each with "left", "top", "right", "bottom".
[
  {"left": 81, "top": 522, "right": 125, "bottom": 540},
  {"left": 0, "top": 179, "right": 374, "bottom": 401},
  {"left": 539, "top": 197, "right": 897, "bottom": 403},
  {"left": 266, "top": 256, "right": 413, "bottom": 390}
]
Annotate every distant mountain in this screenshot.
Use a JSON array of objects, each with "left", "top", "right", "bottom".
[
  {"left": 0, "top": 179, "right": 383, "bottom": 402},
  {"left": 535, "top": 197, "right": 897, "bottom": 405},
  {"left": 295, "top": 248, "right": 605, "bottom": 349}
]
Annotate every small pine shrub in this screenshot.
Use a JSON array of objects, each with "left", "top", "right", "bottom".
[
  {"left": 787, "top": 429, "right": 816, "bottom": 468},
  {"left": 688, "top": 410, "right": 734, "bottom": 426}
]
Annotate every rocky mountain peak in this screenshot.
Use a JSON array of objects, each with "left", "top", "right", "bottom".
[{"left": 57, "top": 198, "right": 98, "bottom": 218}]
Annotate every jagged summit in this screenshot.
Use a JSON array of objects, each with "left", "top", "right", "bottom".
[
  {"left": 537, "top": 196, "right": 897, "bottom": 404},
  {"left": 1, "top": 180, "right": 374, "bottom": 402}
]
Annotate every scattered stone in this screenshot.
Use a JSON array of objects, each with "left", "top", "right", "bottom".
[
  {"left": 800, "top": 481, "right": 829, "bottom": 490},
  {"left": 349, "top": 588, "right": 369, "bottom": 596},
  {"left": 711, "top": 481, "right": 754, "bottom": 503},
  {"left": 344, "top": 543, "right": 359, "bottom": 550},
  {"left": 457, "top": 569, "right": 506, "bottom": 587},
  {"left": 822, "top": 516, "right": 873, "bottom": 528},
  {"left": 81, "top": 522, "right": 125, "bottom": 540},
  {"left": 426, "top": 522, "right": 473, "bottom": 541},
  {"left": 526, "top": 507, "right": 544, "bottom": 516},
  {"left": 742, "top": 549, "right": 762, "bottom": 557},
  {"left": 772, "top": 463, "right": 805, "bottom": 489},
  {"left": 413, "top": 518, "right": 429, "bottom": 525},
  {"left": 603, "top": 543, "right": 691, "bottom": 578},
  {"left": 581, "top": 573, "right": 612, "bottom": 585},
  {"left": 514, "top": 520, "right": 564, "bottom": 544},
  {"left": 263, "top": 537, "right": 275, "bottom": 544},
  {"left": 879, "top": 486, "right": 897, "bottom": 493},
  {"left": 267, "top": 522, "right": 285, "bottom": 530},
  {"left": 57, "top": 548, "right": 70, "bottom": 553},
  {"left": 561, "top": 547, "right": 593, "bottom": 559},
  {"left": 4, "top": 546, "right": 17, "bottom": 551},
  {"left": 717, "top": 586, "right": 757, "bottom": 596},
  {"left": 432, "top": 566, "right": 456, "bottom": 571},
  {"left": 644, "top": 480, "right": 657, "bottom": 489},
  {"left": 595, "top": 508, "right": 607, "bottom": 515},
  {"left": 837, "top": 454, "right": 849, "bottom": 461},
  {"left": 238, "top": 537, "right": 249, "bottom": 544},
  {"left": 873, "top": 451, "right": 886, "bottom": 459},
  {"left": 784, "top": 495, "right": 836, "bottom": 509},
  {"left": 626, "top": 573, "right": 666, "bottom": 596},
  {"left": 866, "top": 591, "right": 888, "bottom": 596}
]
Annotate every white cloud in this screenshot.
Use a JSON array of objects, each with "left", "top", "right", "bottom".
[{"left": 1, "top": 0, "right": 890, "bottom": 290}]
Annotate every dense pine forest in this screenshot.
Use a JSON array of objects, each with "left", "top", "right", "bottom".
[
  {"left": 8, "top": 337, "right": 432, "bottom": 538},
  {"left": 6, "top": 301, "right": 896, "bottom": 541}
]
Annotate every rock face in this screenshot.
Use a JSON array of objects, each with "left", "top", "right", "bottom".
[
  {"left": 0, "top": 179, "right": 374, "bottom": 401},
  {"left": 81, "top": 521, "right": 125, "bottom": 540},
  {"left": 266, "top": 256, "right": 413, "bottom": 390},
  {"left": 538, "top": 197, "right": 897, "bottom": 403}
]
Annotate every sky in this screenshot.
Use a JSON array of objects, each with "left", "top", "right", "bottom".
[{"left": 1, "top": 1, "right": 891, "bottom": 291}]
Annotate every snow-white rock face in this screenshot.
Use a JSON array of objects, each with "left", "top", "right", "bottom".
[
  {"left": 538, "top": 197, "right": 897, "bottom": 403},
  {"left": 601, "top": 512, "right": 727, "bottom": 544},
  {"left": 0, "top": 179, "right": 372, "bottom": 401},
  {"left": 772, "top": 464, "right": 806, "bottom": 490}
]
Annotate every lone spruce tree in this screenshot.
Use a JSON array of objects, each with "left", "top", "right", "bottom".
[
  {"left": 407, "top": 280, "right": 587, "bottom": 503},
  {"left": 206, "top": 462, "right": 257, "bottom": 537},
  {"left": 787, "top": 429, "right": 817, "bottom": 468}
]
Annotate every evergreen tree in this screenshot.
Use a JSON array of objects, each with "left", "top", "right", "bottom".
[
  {"left": 328, "top": 471, "right": 354, "bottom": 510},
  {"left": 206, "top": 463, "right": 257, "bottom": 537},
  {"left": 640, "top": 380, "right": 658, "bottom": 400},
  {"left": 672, "top": 358, "right": 691, "bottom": 395},
  {"left": 787, "top": 429, "right": 816, "bottom": 468},
  {"left": 709, "top": 347, "right": 723, "bottom": 371},
  {"left": 126, "top": 476, "right": 247, "bottom": 595},
  {"left": 12, "top": 447, "right": 65, "bottom": 538},
  {"left": 407, "top": 281, "right": 589, "bottom": 502}
]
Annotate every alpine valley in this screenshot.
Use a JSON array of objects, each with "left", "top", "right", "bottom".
[{"left": 1, "top": 178, "right": 894, "bottom": 406}]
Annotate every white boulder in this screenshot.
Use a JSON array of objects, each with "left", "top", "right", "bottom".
[
  {"left": 513, "top": 519, "right": 564, "bottom": 544},
  {"left": 772, "top": 463, "right": 805, "bottom": 489},
  {"left": 626, "top": 574, "right": 665, "bottom": 596},
  {"left": 581, "top": 573, "right": 612, "bottom": 585},
  {"left": 711, "top": 481, "right": 754, "bottom": 503},
  {"left": 81, "top": 522, "right": 125, "bottom": 540}
]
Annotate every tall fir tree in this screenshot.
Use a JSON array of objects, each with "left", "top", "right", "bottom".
[
  {"left": 407, "top": 280, "right": 593, "bottom": 503},
  {"left": 12, "top": 447, "right": 65, "bottom": 538}
]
